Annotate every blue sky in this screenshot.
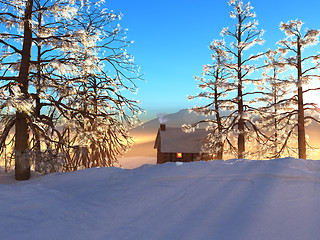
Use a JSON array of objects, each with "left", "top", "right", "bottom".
[{"left": 106, "top": 0, "right": 320, "bottom": 120}]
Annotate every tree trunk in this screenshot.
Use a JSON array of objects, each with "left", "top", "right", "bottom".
[
  {"left": 15, "top": 113, "right": 30, "bottom": 180},
  {"left": 34, "top": 11, "right": 42, "bottom": 173},
  {"left": 273, "top": 69, "right": 278, "bottom": 156},
  {"left": 297, "top": 85, "right": 306, "bottom": 159},
  {"left": 237, "top": 15, "right": 245, "bottom": 159},
  {"left": 214, "top": 71, "right": 223, "bottom": 160},
  {"left": 238, "top": 84, "right": 245, "bottom": 159},
  {"left": 15, "top": 0, "right": 33, "bottom": 180},
  {"left": 297, "top": 38, "right": 306, "bottom": 159}
]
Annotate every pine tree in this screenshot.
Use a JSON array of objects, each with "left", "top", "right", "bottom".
[
  {"left": 218, "top": 0, "right": 265, "bottom": 158},
  {"left": 0, "top": 0, "right": 81, "bottom": 178},
  {"left": 41, "top": 1, "right": 143, "bottom": 170},
  {"left": 0, "top": 0, "right": 35, "bottom": 180},
  {"left": 257, "top": 49, "right": 297, "bottom": 158},
  {"left": 0, "top": 0, "right": 142, "bottom": 178},
  {"left": 278, "top": 20, "right": 320, "bottom": 159},
  {"left": 185, "top": 40, "right": 235, "bottom": 159},
  {"left": 29, "top": 0, "right": 79, "bottom": 172}
]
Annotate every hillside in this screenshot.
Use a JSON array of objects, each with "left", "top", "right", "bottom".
[{"left": 1, "top": 158, "right": 320, "bottom": 240}]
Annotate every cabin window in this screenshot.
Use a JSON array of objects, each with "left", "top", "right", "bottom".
[{"left": 176, "top": 152, "right": 182, "bottom": 158}]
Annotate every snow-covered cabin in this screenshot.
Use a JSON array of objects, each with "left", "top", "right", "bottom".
[{"left": 154, "top": 124, "right": 209, "bottom": 164}]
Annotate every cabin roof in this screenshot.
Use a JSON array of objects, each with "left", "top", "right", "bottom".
[{"left": 154, "top": 127, "right": 207, "bottom": 153}]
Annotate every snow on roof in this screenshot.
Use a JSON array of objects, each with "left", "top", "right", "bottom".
[{"left": 155, "top": 127, "right": 208, "bottom": 153}]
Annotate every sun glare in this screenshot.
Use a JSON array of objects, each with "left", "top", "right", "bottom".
[{"left": 305, "top": 90, "right": 320, "bottom": 109}]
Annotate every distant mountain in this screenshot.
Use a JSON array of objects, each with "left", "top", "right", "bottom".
[{"left": 132, "top": 109, "right": 212, "bottom": 135}]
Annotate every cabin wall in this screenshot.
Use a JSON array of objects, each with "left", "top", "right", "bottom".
[
  {"left": 155, "top": 131, "right": 210, "bottom": 164},
  {"left": 157, "top": 145, "right": 167, "bottom": 164},
  {"left": 157, "top": 149, "right": 204, "bottom": 164}
]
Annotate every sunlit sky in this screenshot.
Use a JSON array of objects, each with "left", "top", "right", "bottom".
[{"left": 105, "top": 0, "right": 320, "bottom": 121}]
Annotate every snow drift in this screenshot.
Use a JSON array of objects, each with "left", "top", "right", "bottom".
[{"left": 1, "top": 158, "right": 320, "bottom": 240}]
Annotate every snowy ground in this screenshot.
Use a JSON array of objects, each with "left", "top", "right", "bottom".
[
  {"left": 0, "top": 167, "right": 43, "bottom": 184},
  {"left": 1, "top": 158, "right": 320, "bottom": 240}
]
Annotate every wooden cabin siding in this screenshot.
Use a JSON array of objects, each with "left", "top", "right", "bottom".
[{"left": 156, "top": 147, "right": 204, "bottom": 164}]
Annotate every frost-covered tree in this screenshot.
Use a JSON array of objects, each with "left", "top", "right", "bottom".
[
  {"left": 0, "top": 0, "right": 37, "bottom": 180},
  {"left": 29, "top": 0, "right": 79, "bottom": 173},
  {"left": 257, "top": 49, "right": 296, "bottom": 158},
  {"left": 55, "top": 3, "right": 142, "bottom": 170},
  {"left": 277, "top": 20, "right": 320, "bottom": 159},
  {"left": 0, "top": 0, "right": 80, "bottom": 179},
  {"left": 184, "top": 40, "right": 235, "bottom": 159},
  {"left": 0, "top": 0, "right": 142, "bottom": 179},
  {"left": 218, "top": 0, "right": 265, "bottom": 158}
]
